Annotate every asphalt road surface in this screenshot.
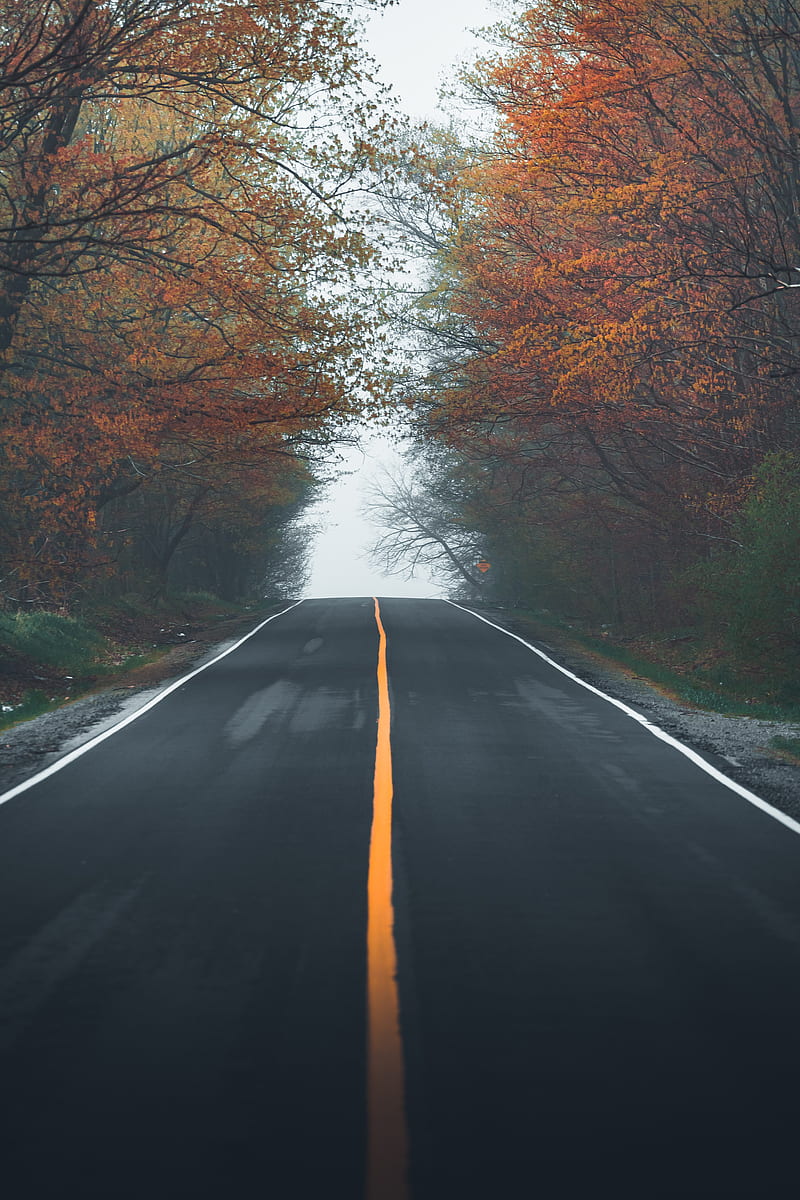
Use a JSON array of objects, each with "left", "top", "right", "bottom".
[{"left": 2, "top": 597, "right": 800, "bottom": 1199}]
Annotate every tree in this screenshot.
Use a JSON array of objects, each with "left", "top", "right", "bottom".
[
  {"left": 0, "top": 0, "right": 397, "bottom": 599},
  {"left": 365, "top": 447, "right": 486, "bottom": 590},
  {"left": 100, "top": 441, "right": 318, "bottom": 600},
  {"left": 690, "top": 452, "right": 800, "bottom": 670},
  {"left": 454, "top": 0, "right": 800, "bottom": 486},
  {"left": 0, "top": 0, "right": 394, "bottom": 353},
  {"left": 386, "top": 0, "right": 800, "bottom": 628}
]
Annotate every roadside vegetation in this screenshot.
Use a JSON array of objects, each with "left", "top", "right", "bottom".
[
  {"left": 0, "top": 0, "right": 396, "bottom": 612},
  {"left": 0, "top": 591, "right": 281, "bottom": 731},
  {"left": 365, "top": 442, "right": 800, "bottom": 727},
  {"left": 769, "top": 736, "right": 800, "bottom": 763},
  {"left": 507, "top": 609, "right": 800, "bottom": 722},
  {"left": 0, "top": 0, "right": 398, "bottom": 725}
]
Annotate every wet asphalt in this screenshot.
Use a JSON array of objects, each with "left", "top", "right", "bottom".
[{"left": 2, "top": 597, "right": 800, "bottom": 1198}]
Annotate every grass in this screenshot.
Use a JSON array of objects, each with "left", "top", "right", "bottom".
[
  {"left": 0, "top": 610, "right": 114, "bottom": 731},
  {"left": 85, "top": 589, "right": 250, "bottom": 630},
  {"left": 769, "top": 735, "right": 800, "bottom": 762},
  {"left": 89, "top": 648, "right": 167, "bottom": 679},
  {"left": 0, "top": 690, "right": 56, "bottom": 732},
  {"left": 173, "top": 589, "right": 243, "bottom": 610},
  {"left": 0, "top": 610, "right": 106, "bottom": 673},
  {"left": 0, "top": 590, "right": 279, "bottom": 733},
  {"left": 512, "top": 608, "right": 800, "bottom": 722}
]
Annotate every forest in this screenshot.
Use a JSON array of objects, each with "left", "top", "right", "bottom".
[
  {"left": 383, "top": 0, "right": 800, "bottom": 697},
  {"left": 1, "top": 0, "right": 799, "bottom": 704},
  {"left": 0, "top": 0, "right": 396, "bottom": 611}
]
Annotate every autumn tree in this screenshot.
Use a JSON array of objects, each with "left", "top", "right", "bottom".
[
  {"left": 465, "top": 0, "right": 800, "bottom": 484},
  {"left": 101, "top": 439, "right": 318, "bottom": 600},
  {"left": 388, "top": 0, "right": 800, "bottom": 631},
  {"left": 689, "top": 451, "right": 800, "bottom": 680},
  {"left": 0, "top": 0, "right": 392, "bottom": 351},
  {"left": 0, "top": 0, "right": 397, "bottom": 600}
]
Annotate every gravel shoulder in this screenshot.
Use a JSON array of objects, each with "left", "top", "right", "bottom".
[{"left": 2, "top": 600, "right": 799, "bottom": 826}]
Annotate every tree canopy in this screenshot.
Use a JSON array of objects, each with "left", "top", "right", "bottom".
[
  {"left": 0, "top": 0, "right": 395, "bottom": 601},
  {"left": 382, "top": 0, "right": 800, "bottom": 647}
]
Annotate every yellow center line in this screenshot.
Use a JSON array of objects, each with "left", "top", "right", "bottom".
[{"left": 366, "top": 597, "right": 409, "bottom": 1200}]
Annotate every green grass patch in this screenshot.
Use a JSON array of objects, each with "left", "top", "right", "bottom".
[
  {"left": 770, "top": 735, "right": 800, "bottom": 761},
  {"left": 86, "top": 590, "right": 248, "bottom": 629},
  {"left": 512, "top": 608, "right": 800, "bottom": 722},
  {"left": 0, "top": 690, "right": 59, "bottom": 731},
  {"left": 172, "top": 589, "right": 241, "bottom": 611},
  {"left": 89, "top": 647, "right": 167, "bottom": 679},
  {"left": 0, "top": 611, "right": 106, "bottom": 674},
  {"left": 0, "top": 594, "right": 275, "bottom": 734},
  {"left": 578, "top": 635, "right": 731, "bottom": 704}
]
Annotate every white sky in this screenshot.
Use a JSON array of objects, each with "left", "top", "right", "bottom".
[
  {"left": 361, "top": 0, "right": 499, "bottom": 121},
  {"left": 303, "top": 0, "right": 499, "bottom": 599},
  {"left": 303, "top": 431, "right": 434, "bottom": 599}
]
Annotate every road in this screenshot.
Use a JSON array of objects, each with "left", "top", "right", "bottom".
[{"left": 2, "top": 596, "right": 800, "bottom": 1198}]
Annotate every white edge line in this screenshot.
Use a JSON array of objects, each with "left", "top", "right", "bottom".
[
  {"left": 444, "top": 599, "right": 800, "bottom": 838},
  {"left": 0, "top": 600, "right": 304, "bottom": 808}
]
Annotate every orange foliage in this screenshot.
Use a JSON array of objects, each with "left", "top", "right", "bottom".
[
  {"left": 0, "top": 0, "right": 396, "bottom": 596},
  {"left": 427, "top": 0, "right": 800, "bottom": 541}
]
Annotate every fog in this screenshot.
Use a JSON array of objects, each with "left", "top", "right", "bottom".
[
  {"left": 303, "top": 434, "right": 442, "bottom": 599},
  {"left": 303, "top": 0, "right": 497, "bottom": 598}
]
